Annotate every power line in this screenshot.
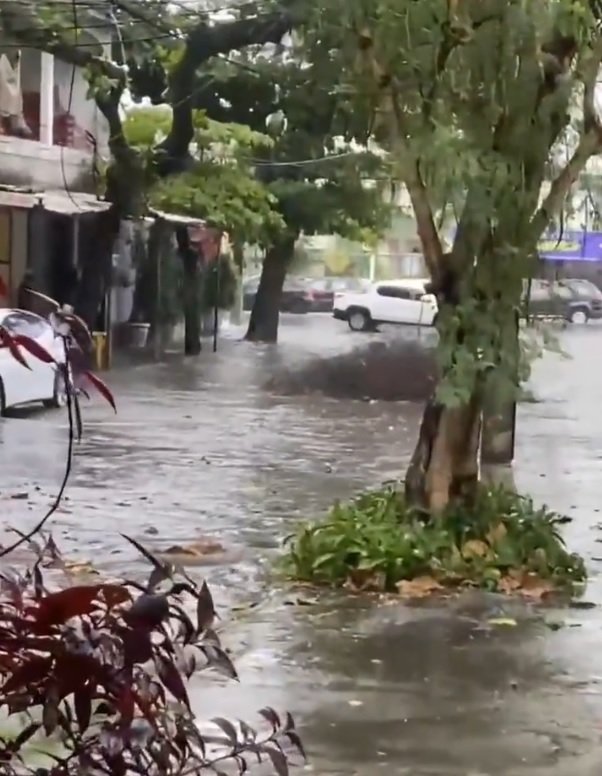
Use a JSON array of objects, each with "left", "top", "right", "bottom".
[{"left": 248, "top": 151, "right": 374, "bottom": 166}]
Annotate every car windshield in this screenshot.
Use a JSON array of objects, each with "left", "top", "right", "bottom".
[
  {"left": 284, "top": 278, "right": 310, "bottom": 291},
  {"left": 563, "top": 279, "right": 602, "bottom": 299},
  {"left": 310, "top": 279, "right": 330, "bottom": 291},
  {"left": 0, "top": 311, "right": 48, "bottom": 340}
]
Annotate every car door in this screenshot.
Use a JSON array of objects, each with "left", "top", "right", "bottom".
[
  {"left": 524, "top": 279, "right": 552, "bottom": 318},
  {"left": 374, "top": 285, "right": 421, "bottom": 324},
  {"left": 2, "top": 312, "right": 54, "bottom": 403},
  {"left": 550, "top": 281, "right": 574, "bottom": 318}
]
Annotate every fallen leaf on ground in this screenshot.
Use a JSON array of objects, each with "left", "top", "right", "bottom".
[
  {"left": 461, "top": 539, "right": 490, "bottom": 559},
  {"left": 396, "top": 576, "right": 443, "bottom": 598},
  {"left": 486, "top": 522, "right": 507, "bottom": 546},
  {"left": 518, "top": 574, "right": 555, "bottom": 601},
  {"left": 163, "top": 539, "right": 225, "bottom": 557},
  {"left": 487, "top": 617, "right": 517, "bottom": 627},
  {"left": 544, "top": 620, "right": 564, "bottom": 631},
  {"left": 498, "top": 575, "right": 522, "bottom": 594},
  {"left": 63, "top": 560, "right": 99, "bottom": 577},
  {"left": 345, "top": 570, "right": 386, "bottom": 593}
]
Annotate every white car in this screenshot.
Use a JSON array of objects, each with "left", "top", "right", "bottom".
[
  {"left": 0, "top": 308, "right": 69, "bottom": 413},
  {"left": 333, "top": 279, "right": 438, "bottom": 331}
]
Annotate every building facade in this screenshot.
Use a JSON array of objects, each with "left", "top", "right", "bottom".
[{"left": 0, "top": 16, "right": 112, "bottom": 310}]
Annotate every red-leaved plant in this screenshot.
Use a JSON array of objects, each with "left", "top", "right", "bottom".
[{"left": 0, "top": 312, "right": 304, "bottom": 775}]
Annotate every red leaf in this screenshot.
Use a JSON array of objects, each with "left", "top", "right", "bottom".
[
  {"left": 286, "top": 731, "right": 306, "bottom": 760},
  {"left": 100, "top": 584, "right": 131, "bottom": 609},
  {"left": 196, "top": 580, "right": 216, "bottom": 633},
  {"left": 264, "top": 745, "right": 289, "bottom": 776},
  {"left": 122, "top": 629, "right": 153, "bottom": 665},
  {"left": 74, "top": 683, "right": 92, "bottom": 733},
  {"left": 131, "top": 688, "right": 159, "bottom": 729},
  {"left": 0, "top": 327, "right": 31, "bottom": 370},
  {"left": 1, "top": 656, "right": 53, "bottom": 694},
  {"left": 83, "top": 370, "right": 116, "bottom": 412},
  {"left": 211, "top": 716, "right": 238, "bottom": 744},
  {"left": 42, "top": 686, "right": 59, "bottom": 735},
  {"left": 13, "top": 334, "right": 56, "bottom": 363},
  {"left": 55, "top": 654, "right": 99, "bottom": 698},
  {"left": 116, "top": 685, "right": 135, "bottom": 725},
  {"left": 33, "top": 585, "right": 103, "bottom": 626},
  {"left": 157, "top": 657, "right": 190, "bottom": 709},
  {"left": 258, "top": 707, "right": 281, "bottom": 731}
]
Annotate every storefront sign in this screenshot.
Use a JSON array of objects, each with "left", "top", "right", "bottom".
[{"left": 538, "top": 230, "right": 602, "bottom": 261}]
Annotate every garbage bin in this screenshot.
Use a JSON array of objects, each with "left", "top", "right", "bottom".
[{"left": 92, "top": 331, "right": 108, "bottom": 371}]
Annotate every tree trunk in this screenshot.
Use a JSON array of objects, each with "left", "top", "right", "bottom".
[
  {"left": 230, "top": 242, "right": 244, "bottom": 325},
  {"left": 405, "top": 392, "right": 482, "bottom": 514},
  {"left": 75, "top": 208, "right": 119, "bottom": 331},
  {"left": 176, "top": 227, "right": 202, "bottom": 356},
  {"left": 245, "top": 236, "right": 295, "bottom": 343},
  {"left": 481, "top": 311, "right": 520, "bottom": 466}
]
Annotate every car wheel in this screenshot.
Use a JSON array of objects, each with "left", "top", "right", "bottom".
[
  {"left": 348, "top": 309, "right": 370, "bottom": 332},
  {"left": 44, "top": 367, "right": 70, "bottom": 409},
  {"left": 569, "top": 308, "right": 589, "bottom": 324}
]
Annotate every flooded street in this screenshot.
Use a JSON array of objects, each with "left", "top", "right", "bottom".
[{"left": 1, "top": 315, "right": 602, "bottom": 775}]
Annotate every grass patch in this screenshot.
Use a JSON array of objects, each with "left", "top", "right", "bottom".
[{"left": 283, "top": 485, "right": 586, "bottom": 598}]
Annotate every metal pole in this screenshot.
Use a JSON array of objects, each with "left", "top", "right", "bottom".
[
  {"left": 153, "top": 219, "right": 162, "bottom": 361},
  {"left": 212, "top": 258, "right": 219, "bottom": 353}
]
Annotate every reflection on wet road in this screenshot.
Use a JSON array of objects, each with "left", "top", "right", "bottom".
[{"left": 1, "top": 315, "right": 602, "bottom": 774}]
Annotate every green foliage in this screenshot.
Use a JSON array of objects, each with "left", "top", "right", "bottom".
[
  {"left": 150, "top": 164, "right": 283, "bottom": 243},
  {"left": 284, "top": 485, "right": 586, "bottom": 594},
  {"left": 124, "top": 106, "right": 284, "bottom": 242},
  {"left": 124, "top": 106, "right": 173, "bottom": 148},
  {"left": 192, "top": 51, "right": 393, "bottom": 243},
  {"left": 298, "top": 0, "right": 602, "bottom": 410}
]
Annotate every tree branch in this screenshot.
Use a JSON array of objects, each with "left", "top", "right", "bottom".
[
  {"left": 159, "top": 10, "right": 293, "bottom": 167},
  {"left": 0, "top": 0, "right": 125, "bottom": 81},
  {"left": 530, "top": 127, "right": 601, "bottom": 239},
  {"left": 580, "top": 34, "right": 602, "bottom": 137}
]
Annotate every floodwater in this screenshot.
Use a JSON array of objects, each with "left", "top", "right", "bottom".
[{"left": 1, "top": 315, "right": 602, "bottom": 775}]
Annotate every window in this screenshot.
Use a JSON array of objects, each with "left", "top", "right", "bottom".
[
  {"left": 550, "top": 282, "right": 572, "bottom": 300},
  {"left": 377, "top": 285, "right": 412, "bottom": 299},
  {"left": 525, "top": 279, "right": 552, "bottom": 302},
  {"left": 563, "top": 279, "right": 602, "bottom": 299}
]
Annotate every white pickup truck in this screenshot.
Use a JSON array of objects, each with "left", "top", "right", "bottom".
[{"left": 333, "top": 279, "right": 438, "bottom": 331}]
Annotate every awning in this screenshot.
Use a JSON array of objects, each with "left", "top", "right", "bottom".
[
  {"left": 148, "top": 207, "right": 205, "bottom": 226},
  {"left": 0, "top": 185, "right": 111, "bottom": 215}
]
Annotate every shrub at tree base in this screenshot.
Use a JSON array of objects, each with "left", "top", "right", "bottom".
[{"left": 284, "top": 486, "right": 586, "bottom": 599}]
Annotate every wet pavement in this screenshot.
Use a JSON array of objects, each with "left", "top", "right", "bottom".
[{"left": 1, "top": 315, "right": 602, "bottom": 775}]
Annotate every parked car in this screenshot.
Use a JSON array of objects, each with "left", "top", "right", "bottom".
[
  {"left": 333, "top": 279, "right": 438, "bottom": 331},
  {"left": 243, "top": 276, "right": 315, "bottom": 313},
  {"left": 523, "top": 278, "right": 602, "bottom": 323},
  {"left": 308, "top": 277, "right": 370, "bottom": 312},
  {"left": 0, "top": 309, "right": 68, "bottom": 413}
]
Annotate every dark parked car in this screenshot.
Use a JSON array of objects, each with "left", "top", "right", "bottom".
[
  {"left": 308, "top": 277, "right": 369, "bottom": 312},
  {"left": 523, "top": 278, "right": 602, "bottom": 323},
  {"left": 242, "top": 276, "right": 315, "bottom": 313}
]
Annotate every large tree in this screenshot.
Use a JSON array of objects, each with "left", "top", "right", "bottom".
[
  {"left": 187, "top": 53, "right": 392, "bottom": 341},
  {"left": 299, "top": 0, "right": 602, "bottom": 511}
]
